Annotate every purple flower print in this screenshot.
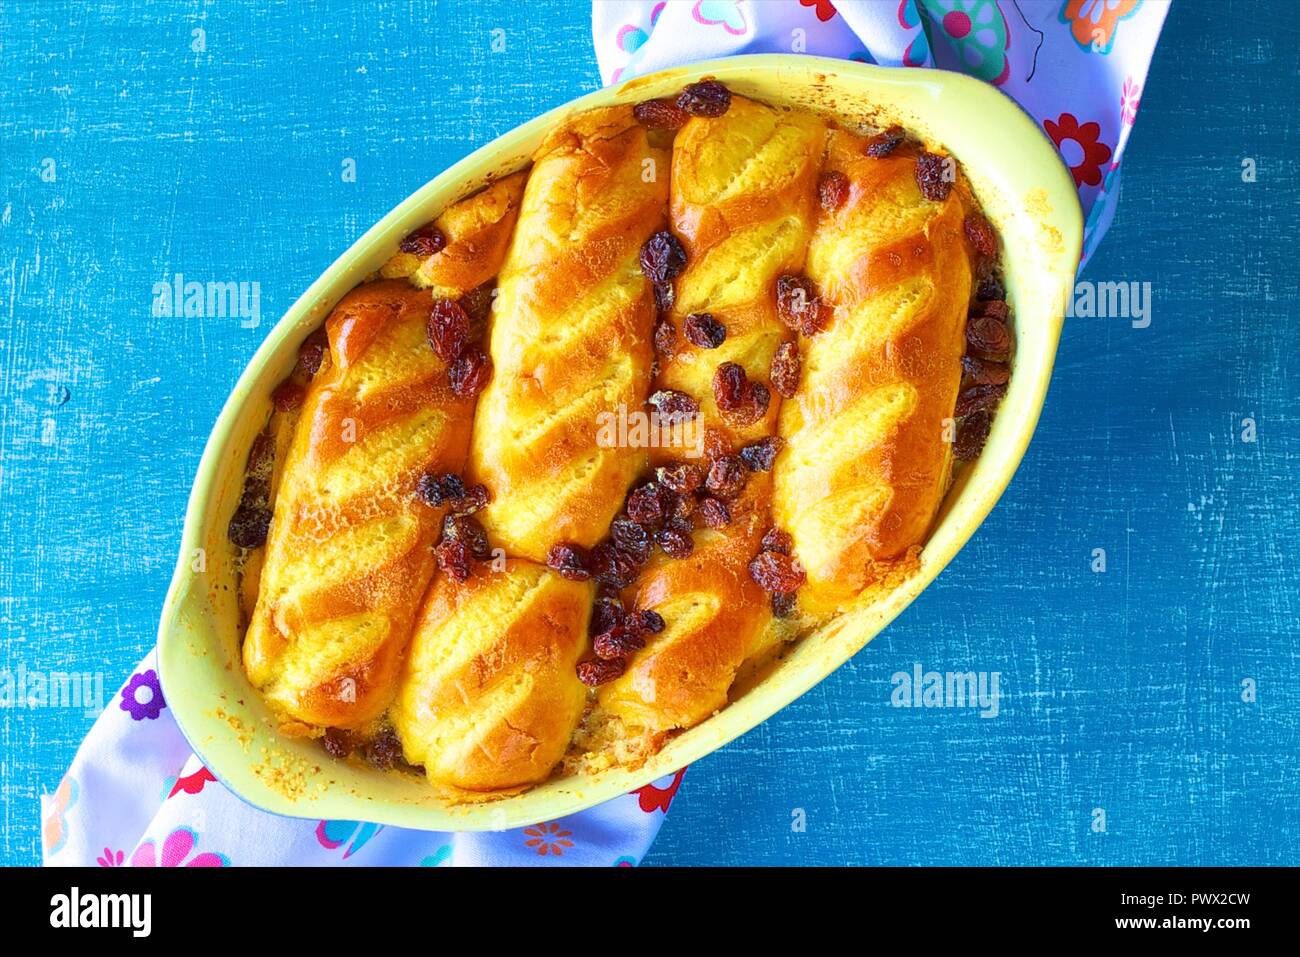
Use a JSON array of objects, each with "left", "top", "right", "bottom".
[{"left": 119, "top": 669, "right": 165, "bottom": 720}]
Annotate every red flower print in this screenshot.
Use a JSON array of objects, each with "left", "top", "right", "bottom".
[
  {"left": 800, "top": 0, "right": 838, "bottom": 21},
  {"left": 523, "top": 821, "right": 574, "bottom": 857},
  {"left": 1043, "top": 112, "right": 1113, "bottom": 188},
  {"left": 634, "top": 767, "right": 687, "bottom": 813},
  {"left": 168, "top": 766, "right": 217, "bottom": 798}
]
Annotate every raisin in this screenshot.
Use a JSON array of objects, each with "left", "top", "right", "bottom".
[
  {"left": 610, "top": 516, "right": 653, "bottom": 562},
  {"left": 415, "top": 471, "right": 448, "bottom": 507},
  {"left": 297, "top": 329, "right": 329, "bottom": 376},
  {"left": 818, "top": 170, "right": 850, "bottom": 211},
  {"left": 954, "top": 409, "right": 992, "bottom": 461},
  {"left": 683, "top": 312, "right": 726, "bottom": 349},
  {"left": 427, "top": 298, "right": 470, "bottom": 362},
  {"left": 963, "top": 213, "right": 998, "bottom": 257},
  {"left": 771, "top": 591, "right": 797, "bottom": 618},
  {"left": 547, "top": 542, "right": 591, "bottom": 581},
  {"left": 955, "top": 382, "right": 1008, "bottom": 418},
  {"left": 594, "top": 626, "right": 647, "bottom": 661},
  {"left": 399, "top": 224, "right": 447, "bottom": 258},
  {"left": 705, "top": 454, "right": 749, "bottom": 499},
  {"left": 577, "top": 657, "right": 626, "bottom": 687},
  {"left": 656, "top": 525, "right": 694, "bottom": 559},
  {"left": 713, "top": 361, "right": 747, "bottom": 411},
  {"left": 770, "top": 341, "right": 801, "bottom": 398},
  {"left": 365, "top": 728, "right": 403, "bottom": 770},
  {"left": 915, "top": 151, "right": 954, "bottom": 202},
  {"left": 961, "top": 355, "right": 1011, "bottom": 387},
  {"left": 966, "top": 315, "right": 1011, "bottom": 358},
  {"left": 865, "top": 125, "right": 905, "bottom": 157},
  {"left": 590, "top": 542, "right": 640, "bottom": 589},
  {"left": 676, "top": 80, "right": 731, "bottom": 117},
  {"left": 228, "top": 505, "right": 271, "bottom": 549},
  {"left": 633, "top": 97, "right": 690, "bottom": 130},
  {"left": 590, "top": 592, "right": 625, "bottom": 637},
  {"left": 776, "top": 275, "right": 826, "bottom": 336},
  {"left": 442, "top": 514, "right": 490, "bottom": 559},
  {"left": 976, "top": 274, "right": 1006, "bottom": 301},
  {"left": 739, "top": 436, "right": 783, "bottom": 472},
  {"left": 748, "top": 551, "right": 806, "bottom": 594},
  {"left": 448, "top": 482, "right": 489, "bottom": 515},
  {"left": 670, "top": 493, "right": 696, "bottom": 522},
  {"left": 974, "top": 299, "right": 1010, "bottom": 321},
  {"left": 449, "top": 349, "right": 491, "bottom": 397},
  {"left": 627, "top": 482, "right": 670, "bottom": 527},
  {"left": 648, "top": 388, "right": 699, "bottom": 423},
  {"left": 713, "top": 363, "right": 768, "bottom": 426},
  {"left": 653, "top": 317, "right": 678, "bottom": 358},
  {"left": 760, "top": 527, "right": 793, "bottom": 555},
  {"left": 434, "top": 538, "right": 473, "bottom": 582},
  {"left": 703, "top": 428, "right": 733, "bottom": 462},
  {"left": 271, "top": 379, "right": 305, "bottom": 412},
  {"left": 653, "top": 281, "right": 676, "bottom": 314},
  {"left": 322, "top": 727, "right": 353, "bottom": 759},
  {"left": 637, "top": 609, "right": 665, "bottom": 634},
  {"left": 656, "top": 461, "right": 705, "bottom": 495},
  {"left": 440, "top": 473, "right": 467, "bottom": 501},
  {"left": 640, "top": 230, "right": 687, "bottom": 283},
  {"left": 698, "top": 496, "right": 731, "bottom": 529},
  {"left": 748, "top": 382, "right": 771, "bottom": 423}
]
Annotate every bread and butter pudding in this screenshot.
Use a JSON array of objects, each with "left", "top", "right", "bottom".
[{"left": 228, "top": 80, "right": 1014, "bottom": 799}]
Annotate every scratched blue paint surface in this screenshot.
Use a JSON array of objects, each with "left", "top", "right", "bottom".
[{"left": 1, "top": 1, "right": 1296, "bottom": 867}]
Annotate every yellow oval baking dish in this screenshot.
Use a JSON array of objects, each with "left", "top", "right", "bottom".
[{"left": 157, "top": 54, "right": 1082, "bottom": 831}]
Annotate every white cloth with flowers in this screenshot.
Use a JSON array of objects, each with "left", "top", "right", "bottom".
[{"left": 41, "top": 651, "right": 681, "bottom": 867}]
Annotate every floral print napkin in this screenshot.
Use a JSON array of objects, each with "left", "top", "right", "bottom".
[{"left": 41, "top": 651, "right": 681, "bottom": 867}]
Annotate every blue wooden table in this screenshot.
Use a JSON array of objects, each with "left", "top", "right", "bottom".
[{"left": 2, "top": 0, "right": 1296, "bottom": 866}]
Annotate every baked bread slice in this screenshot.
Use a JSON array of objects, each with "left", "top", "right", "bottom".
[
  {"left": 773, "top": 130, "right": 974, "bottom": 612},
  {"left": 654, "top": 96, "right": 825, "bottom": 450},
  {"left": 380, "top": 170, "right": 527, "bottom": 299},
  {"left": 593, "top": 98, "right": 826, "bottom": 734},
  {"left": 467, "top": 106, "right": 670, "bottom": 561},
  {"left": 243, "top": 281, "right": 476, "bottom": 729},
  {"left": 393, "top": 559, "right": 592, "bottom": 793}
]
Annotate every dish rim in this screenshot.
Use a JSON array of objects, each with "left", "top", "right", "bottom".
[{"left": 157, "top": 53, "right": 1083, "bottom": 831}]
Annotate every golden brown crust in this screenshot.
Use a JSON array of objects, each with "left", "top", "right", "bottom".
[
  {"left": 773, "top": 131, "right": 973, "bottom": 610},
  {"left": 380, "top": 171, "right": 528, "bottom": 298},
  {"left": 655, "top": 97, "right": 826, "bottom": 452},
  {"left": 468, "top": 106, "right": 669, "bottom": 561},
  {"left": 243, "top": 281, "right": 475, "bottom": 729},
  {"left": 392, "top": 559, "right": 592, "bottom": 792},
  {"left": 598, "top": 475, "right": 771, "bottom": 732},
  {"left": 592, "top": 98, "right": 825, "bottom": 732}
]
